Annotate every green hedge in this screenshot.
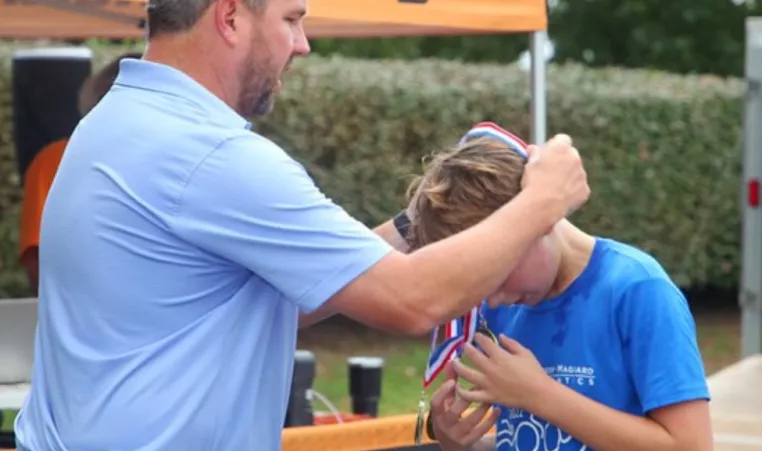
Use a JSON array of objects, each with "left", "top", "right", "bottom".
[
  {"left": 0, "top": 42, "right": 746, "bottom": 297},
  {"left": 0, "top": 43, "right": 24, "bottom": 297}
]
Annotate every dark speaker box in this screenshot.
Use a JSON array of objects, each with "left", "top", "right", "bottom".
[{"left": 12, "top": 47, "right": 92, "bottom": 183}]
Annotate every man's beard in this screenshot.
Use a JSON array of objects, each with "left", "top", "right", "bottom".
[{"left": 237, "top": 56, "right": 277, "bottom": 117}]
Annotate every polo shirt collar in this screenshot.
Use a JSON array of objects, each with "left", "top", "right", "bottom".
[{"left": 114, "top": 58, "right": 252, "bottom": 130}]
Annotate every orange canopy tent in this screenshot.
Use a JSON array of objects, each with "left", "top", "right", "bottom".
[
  {"left": 0, "top": 0, "right": 550, "bottom": 142},
  {"left": 0, "top": 0, "right": 546, "bottom": 39}
]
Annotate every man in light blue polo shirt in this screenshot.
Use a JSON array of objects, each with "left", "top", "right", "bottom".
[{"left": 14, "top": 0, "right": 591, "bottom": 449}]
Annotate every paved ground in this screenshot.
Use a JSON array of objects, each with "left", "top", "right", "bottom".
[{"left": 709, "top": 354, "right": 762, "bottom": 450}]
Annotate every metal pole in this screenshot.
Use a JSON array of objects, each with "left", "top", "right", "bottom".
[
  {"left": 740, "top": 17, "right": 762, "bottom": 358},
  {"left": 529, "top": 31, "right": 548, "bottom": 145}
]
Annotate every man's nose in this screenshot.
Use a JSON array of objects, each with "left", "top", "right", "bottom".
[{"left": 294, "top": 26, "right": 311, "bottom": 56}]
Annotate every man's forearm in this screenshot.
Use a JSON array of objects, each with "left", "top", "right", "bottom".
[
  {"left": 298, "top": 305, "right": 337, "bottom": 328},
  {"left": 399, "top": 187, "right": 563, "bottom": 327}
]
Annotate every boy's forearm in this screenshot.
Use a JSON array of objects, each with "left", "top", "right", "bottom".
[{"left": 530, "top": 379, "right": 678, "bottom": 451}]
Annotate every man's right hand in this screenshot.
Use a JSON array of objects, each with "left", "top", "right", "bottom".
[{"left": 521, "top": 134, "right": 590, "bottom": 218}]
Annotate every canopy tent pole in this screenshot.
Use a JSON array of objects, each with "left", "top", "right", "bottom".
[{"left": 529, "top": 30, "right": 547, "bottom": 145}]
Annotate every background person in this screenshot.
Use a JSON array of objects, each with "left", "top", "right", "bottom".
[{"left": 17, "top": 52, "right": 142, "bottom": 295}]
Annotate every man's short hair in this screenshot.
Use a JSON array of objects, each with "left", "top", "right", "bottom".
[
  {"left": 78, "top": 52, "right": 143, "bottom": 115},
  {"left": 407, "top": 136, "right": 526, "bottom": 250},
  {"left": 146, "top": 0, "right": 266, "bottom": 39}
]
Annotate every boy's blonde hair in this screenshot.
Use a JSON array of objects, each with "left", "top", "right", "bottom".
[{"left": 406, "top": 136, "right": 527, "bottom": 250}]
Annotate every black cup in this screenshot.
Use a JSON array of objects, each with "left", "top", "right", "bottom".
[
  {"left": 347, "top": 356, "right": 384, "bottom": 417},
  {"left": 284, "top": 349, "right": 316, "bottom": 427}
]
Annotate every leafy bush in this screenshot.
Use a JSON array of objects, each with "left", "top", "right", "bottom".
[{"left": 0, "top": 42, "right": 746, "bottom": 297}]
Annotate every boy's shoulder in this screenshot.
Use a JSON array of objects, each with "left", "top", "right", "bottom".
[
  {"left": 587, "top": 237, "right": 692, "bottom": 319},
  {"left": 593, "top": 237, "right": 675, "bottom": 289}
]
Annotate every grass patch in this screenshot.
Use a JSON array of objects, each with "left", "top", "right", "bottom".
[
  {"left": 0, "top": 411, "right": 11, "bottom": 431},
  {"left": 310, "top": 342, "right": 432, "bottom": 416},
  {"left": 694, "top": 309, "right": 742, "bottom": 374}
]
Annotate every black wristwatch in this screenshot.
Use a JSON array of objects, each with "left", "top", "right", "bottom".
[{"left": 393, "top": 209, "right": 411, "bottom": 241}]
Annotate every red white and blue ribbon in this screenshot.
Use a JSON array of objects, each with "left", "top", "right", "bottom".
[
  {"left": 423, "top": 307, "right": 479, "bottom": 387},
  {"left": 458, "top": 121, "right": 529, "bottom": 160},
  {"left": 421, "top": 122, "right": 530, "bottom": 388}
]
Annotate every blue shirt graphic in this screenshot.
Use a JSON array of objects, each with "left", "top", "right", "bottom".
[
  {"left": 484, "top": 238, "right": 710, "bottom": 451},
  {"left": 14, "top": 59, "right": 392, "bottom": 451}
]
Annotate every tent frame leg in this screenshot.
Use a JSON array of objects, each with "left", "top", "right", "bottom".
[{"left": 529, "top": 31, "right": 547, "bottom": 145}]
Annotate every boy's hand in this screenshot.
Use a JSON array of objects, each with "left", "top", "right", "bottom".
[
  {"left": 451, "top": 333, "right": 554, "bottom": 412},
  {"left": 429, "top": 362, "right": 499, "bottom": 451},
  {"left": 521, "top": 134, "right": 590, "bottom": 219}
]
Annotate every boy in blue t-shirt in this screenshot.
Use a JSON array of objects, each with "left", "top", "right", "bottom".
[{"left": 406, "top": 123, "right": 713, "bottom": 451}]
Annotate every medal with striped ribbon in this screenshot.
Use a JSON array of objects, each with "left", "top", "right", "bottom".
[{"left": 414, "top": 305, "right": 479, "bottom": 444}]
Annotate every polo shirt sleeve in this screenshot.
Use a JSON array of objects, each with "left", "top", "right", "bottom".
[{"left": 170, "top": 134, "right": 394, "bottom": 313}]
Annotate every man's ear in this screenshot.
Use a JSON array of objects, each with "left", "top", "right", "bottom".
[{"left": 213, "top": 0, "right": 243, "bottom": 47}]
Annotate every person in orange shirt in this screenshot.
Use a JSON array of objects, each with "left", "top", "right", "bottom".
[{"left": 18, "top": 52, "right": 142, "bottom": 295}]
